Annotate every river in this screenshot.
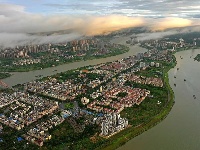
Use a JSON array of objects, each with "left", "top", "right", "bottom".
[
  {"left": 2, "top": 36, "right": 146, "bottom": 87},
  {"left": 118, "top": 49, "right": 200, "bottom": 150}
]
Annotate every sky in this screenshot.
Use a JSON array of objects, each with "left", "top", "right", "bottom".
[
  {"left": 3, "top": 0, "right": 200, "bottom": 18},
  {"left": 1, "top": 0, "right": 200, "bottom": 47}
]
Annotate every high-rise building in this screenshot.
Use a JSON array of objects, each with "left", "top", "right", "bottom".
[{"left": 100, "top": 113, "right": 128, "bottom": 137}]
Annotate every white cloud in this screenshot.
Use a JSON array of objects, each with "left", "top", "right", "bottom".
[{"left": 0, "top": 2, "right": 200, "bottom": 48}]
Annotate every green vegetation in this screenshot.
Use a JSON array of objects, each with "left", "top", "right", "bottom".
[
  {"left": 194, "top": 54, "right": 200, "bottom": 62},
  {"left": 116, "top": 92, "right": 128, "bottom": 98},
  {"left": 0, "top": 72, "right": 11, "bottom": 79},
  {"left": 65, "top": 103, "right": 74, "bottom": 109},
  {"left": 135, "top": 67, "right": 163, "bottom": 77}
]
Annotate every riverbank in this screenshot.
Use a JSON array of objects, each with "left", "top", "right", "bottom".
[
  {"left": 0, "top": 72, "right": 11, "bottom": 79},
  {"left": 194, "top": 54, "right": 200, "bottom": 61},
  {"left": 116, "top": 48, "right": 200, "bottom": 150}
]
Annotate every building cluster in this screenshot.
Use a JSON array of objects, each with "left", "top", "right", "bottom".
[
  {"left": 99, "top": 55, "right": 138, "bottom": 73},
  {"left": 148, "top": 49, "right": 174, "bottom": 63},
  {"left": 124, "top": 73, "right": 163, "bottom": 87},
  {"left": 23, "top": 115, "right": 64, "bottom": 146},
  {"left": 0, "top": 92, "right": 58, "bottom": 130},
  {"left": 87, "top": 86, "right": 150, "bottom": 114},
  {"left": 0, "top": 44, "right": 52, "bottom": 58},
  {"left": 26, "top": 71, "right": 106, "bottom": 101},
  {"left": 12, "top": 58, "right": 41, "bottom": 66},
  {"left": 0, "top": 92, "right": 17, "bottom": 108},
  {"left": 142, "top": 37, "right": 199, "bottom": 52},
  {"left": 100, "top": 113, "right": 128, "bottom": 137},
  {"left": 0, "top": 38, "right": 110, "bottom": 58},
  {"left": 26, "top": 78, "right": 82, "bottom": 101}
]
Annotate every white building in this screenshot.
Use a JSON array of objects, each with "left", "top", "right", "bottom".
[
  {"left": 100, "top": 113, "right": 128, "bottom": 137},
  {"left": 156, "top": 63, "right": 160, "bottom": 67},
  {"left": 140, "top": 62, "right": 145, "bottom": 68},
  {"left": 81, "top": 97, "right": 90, "bottom": 105},
  {"left": 150, "top": 62, "right": 155, "bottom": 67}
]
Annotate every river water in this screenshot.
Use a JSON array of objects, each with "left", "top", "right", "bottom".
[{"left": 118, "top": 49, "right": 200, "bottom": 150}]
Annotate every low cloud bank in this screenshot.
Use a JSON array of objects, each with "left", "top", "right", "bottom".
[{"left": 1, "top": 4, "right": 200, "bottom": 48}]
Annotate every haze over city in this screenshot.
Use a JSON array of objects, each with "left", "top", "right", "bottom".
[{"left": 1, "top": 0, "right": 200, "bottom": 47}]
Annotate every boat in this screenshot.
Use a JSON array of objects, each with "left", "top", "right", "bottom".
[{"left": 36, "top": 75, "right": 43, "bottom": 78}]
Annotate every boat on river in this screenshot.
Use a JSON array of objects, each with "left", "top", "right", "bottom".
[{"left": 35, "top": 75, "right": 43, "bottom": 78}]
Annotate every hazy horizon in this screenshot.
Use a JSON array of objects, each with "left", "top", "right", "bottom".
[{"left": 1, "top": 0, "right": 200, "bottom": 47}]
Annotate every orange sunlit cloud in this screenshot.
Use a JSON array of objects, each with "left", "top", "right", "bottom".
[
  {"left": 151, "top": 17, "right": 193, "bottom": 31},
  {"left": 76, "top": 15, "right": 144, "bottom": 35}
]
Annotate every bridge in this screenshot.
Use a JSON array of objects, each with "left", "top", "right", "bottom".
[{"left": 0, "top": 80, "right": 9, "bottom": 88}]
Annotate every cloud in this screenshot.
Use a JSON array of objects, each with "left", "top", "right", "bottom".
[
  {"left": 0, "top": 33, "right": 83, "bottom": 48},
  {"left": 77, "top": 15, "right": 144, "bottom": 35},
  {"left": 136, "top": 31, "right": 177, "bottom": 41},
  {"left": 151, "top": 17, "right": 193, "bottom": 31},
  {"left": 0, "top": 4, "right": 144, "bottom": 34},
  {"left": 135, "top": 25, "right": 200, "bottom": 42},
  {"left": 1, "top": 3, "right": 200, "bottom": 48},
  {"left": 0, "top": 4, "right": 144, "bottom": 47}
]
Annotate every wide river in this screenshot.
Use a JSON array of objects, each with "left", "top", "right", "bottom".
[
  {"left": 118, "top": 49, "right": 200, "bottom": 150},
  {"left": 2, "top": 37, "right": 200, "bottom": 150}
]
